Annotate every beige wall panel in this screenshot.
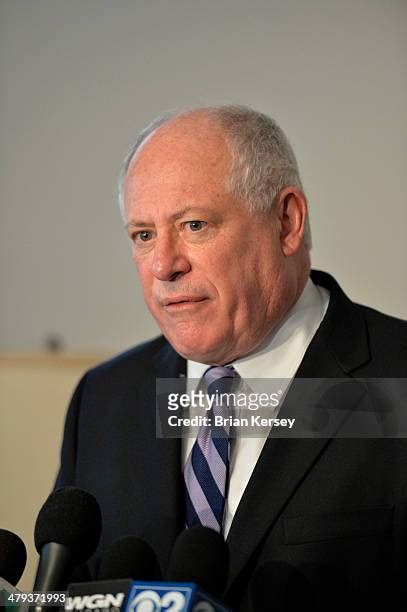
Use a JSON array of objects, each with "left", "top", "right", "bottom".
[{"left": 0, "top": 353, "right": 108, "bottom": 590}]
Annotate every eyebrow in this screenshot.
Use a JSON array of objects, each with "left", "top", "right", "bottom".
[{"left": 125, "top": 206, "right": 212, "bottom": 230}]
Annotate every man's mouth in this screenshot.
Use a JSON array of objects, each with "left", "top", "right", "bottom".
[{"left": 161, "top": 296, "right": 208, "bottom": 309}]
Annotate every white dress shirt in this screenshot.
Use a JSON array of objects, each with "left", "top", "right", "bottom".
[{"left": 184, "top": 278, "right": 330, "bottom": 536}]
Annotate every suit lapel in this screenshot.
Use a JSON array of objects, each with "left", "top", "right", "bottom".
[
  {"left": 225, "top": 270, "right": 372, "bottom": 593},
  {"left": 138, "top": 342, "right": 186, "bottom": 572}
]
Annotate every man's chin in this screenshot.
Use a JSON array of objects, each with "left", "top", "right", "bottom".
[{"left": 164, "top": 333, "right": 229, "bottom": 365}]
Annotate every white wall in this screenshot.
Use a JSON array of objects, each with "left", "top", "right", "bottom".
[{"left": 1, "top": 0, "right": 406, "bottom": 353}]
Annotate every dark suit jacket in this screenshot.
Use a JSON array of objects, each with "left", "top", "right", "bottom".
[{"left": 56, "top": 270, "right": 407, "bottom": 610}]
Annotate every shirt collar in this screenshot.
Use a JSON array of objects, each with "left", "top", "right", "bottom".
[{"left": 187, "top": 278, "right": 329, "bottom": 381}]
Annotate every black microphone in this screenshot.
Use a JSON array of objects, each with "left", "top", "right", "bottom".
[
  {"left": 66, "top": 536, "right": 161, "bottom": 612},
  {"left": 66, "top": 528, "right": 233, "bottom": 611},
  {"left": 249, "top": 561, "right": 318, "bottom": 611},
  {"left": 98, "top": 536, "right": 162, "bottom": 581},
  {"left": 33, "top": 487, "right": 102, "bottom": 591},
  {"left": 0, "top": 528, "right": 27, "bottom": 587},
  {"left": 167, "top": 526, "right": 229, "bottom": 599},
  {"left": 0, "top": 529, "right": 28, "bottom": 610},
  {"left": 125, "top": 524, "right": 233, "bottom": 611}
]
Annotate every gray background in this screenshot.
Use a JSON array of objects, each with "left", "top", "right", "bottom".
[{"left": 1, "top": 0, "right": 406, "bottom": 354}]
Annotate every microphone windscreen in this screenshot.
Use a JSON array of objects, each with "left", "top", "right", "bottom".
[
  {"left": 0, "top": 529, "right": 27, "bottom": 586},
  {"left": 98, "top": 536, "right": 162, "bottom": 581},
  {"left": 34, "top": 487, "right": 102, "bottom": 564},
  {"left": 167, "top": 526, "right": 229, "bottom": 598}
]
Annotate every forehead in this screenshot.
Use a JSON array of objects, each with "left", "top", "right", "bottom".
[{"left": 124, "top": 115, "right": 233, "bottom": 207}]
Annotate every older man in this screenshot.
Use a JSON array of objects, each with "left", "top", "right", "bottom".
[{"left": 57, "top": 106, "right": 407, "bottom": 610}]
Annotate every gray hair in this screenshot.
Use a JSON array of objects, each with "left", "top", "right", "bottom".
[{"left": 118, "top": 105, "right": 311, "bottom": 248}]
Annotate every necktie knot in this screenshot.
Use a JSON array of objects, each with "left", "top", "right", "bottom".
[{"left": 204, "top": 365, "right": 239, "bottom": 397}]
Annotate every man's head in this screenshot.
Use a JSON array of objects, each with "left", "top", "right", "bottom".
[{"left": 120, "top": 105, "right": 311, "bottom": 365}]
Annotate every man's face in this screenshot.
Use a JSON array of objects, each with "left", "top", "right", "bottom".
[{"left": 124, "top": 117, "right": 291, "bottom": 364}]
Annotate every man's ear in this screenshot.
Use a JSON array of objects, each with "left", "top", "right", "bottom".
[{"left": 275, "top": 187, "right": 308, "bottom": 256}]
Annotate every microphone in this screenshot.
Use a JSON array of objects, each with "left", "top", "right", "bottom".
[
  {"left": 249, "top": 561, "right": 317, "bottom": 611},
  {"left": 67, "top": 528, "right": 233, "bottom": 611},
  {"left": 66, "top": 536, "right": 162, "bottom": 612},
  {"left": 0, "top": 528, "right": 27, "bottom": 586},
  {"left": 33, "top": 487, "right": 102, "bottom": 591},
  {"left": 167, "top": 526, "right": 229, "bottom": 598},
  {"left": 0, "top": 529, "right": 28, "bottom": 612},
  {"left": 0, "top": 529, "right": 27, "bottom": 611},
  {"left": 122, "top": 526, "right": 233, "bottom": 611},
  {"left": 98, "top": 536, "right": 162, "bottom": 581}
]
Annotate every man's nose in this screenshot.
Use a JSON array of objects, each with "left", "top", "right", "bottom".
[{"left": 151, "top": 235, "right": 191, "bottom": 281}]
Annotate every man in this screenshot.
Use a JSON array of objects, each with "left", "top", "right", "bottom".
[{"left": 57, "top": 106, "right": 407, "bottom": 610}]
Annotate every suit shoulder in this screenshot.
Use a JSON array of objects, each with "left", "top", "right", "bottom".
[
  {"left": 85, "top": 335, "right": 169, "bottom": 382},
  {"left": 356, "top": 304, "right": 407, "bottom": 373},
  {"left": 357, "top": 303, "right": 407, "bottom": 338}
]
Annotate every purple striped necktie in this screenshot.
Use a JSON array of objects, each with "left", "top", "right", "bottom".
[{"left": 184, "top": 365, "right": 240, "bottom": 532}]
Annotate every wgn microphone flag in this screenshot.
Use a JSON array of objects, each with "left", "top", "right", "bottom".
[{"left": 65, "top": 579, "right": 133, "bottom": 612}]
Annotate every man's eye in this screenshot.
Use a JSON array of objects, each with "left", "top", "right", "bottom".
[
  {"left": 134, "top": 230, "right": 152, "bottom": 242},
  {"left": 186, "top": 220, "right": 207, "bottom": 232}
]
